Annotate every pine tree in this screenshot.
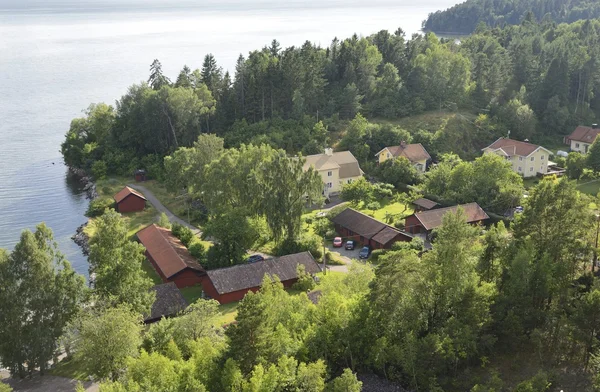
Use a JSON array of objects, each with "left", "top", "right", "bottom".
[{"left": 148, "top": 59, "right": 171, "bottom": 90}]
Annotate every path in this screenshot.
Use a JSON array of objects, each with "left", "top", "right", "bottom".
[
  {"left": 1, "top": 371, "right": 97, "bottom": 392},
  {"left": 127, "top": 183, "right": 201, "bottom": 236}
]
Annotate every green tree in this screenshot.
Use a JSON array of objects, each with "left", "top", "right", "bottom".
[
  {"left": 88, "top": 209, "right": 155, "bottom": 314},
  {"left": 327, "top": 369, "right": 362, "bottom": 392},
  {"left": 76, "top": 306, "right": 143, "bottom": 380},
  {"left": 204, "top": 208, "right": 259, "bottom": 268},
  {"left": 566, "top": 152, "right": 586, "bottom": 179},
  {"left": 148, "top": 59, "right": 171, "bottom": 90},
  {"left": 0, "top": 225, "right": 86, "bottom": 378},
  {"left": 341, "top": 177, "right": 373, "bottom": 205},
  {"left": 588, "top": 137, "right": 600, "bottom": 172},
  {"left": 377, "top": 156, "right": 420, "bottom": 187}
]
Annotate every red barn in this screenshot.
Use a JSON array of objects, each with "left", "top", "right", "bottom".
[
  {"left": 202, "top": 252, "right": 321, "bottom": 304},
  {"left": 405, "top": 202, "right": 489, "bottom": 236},
  {"left": 114, "top": 186, "right": 147, "bottom": 213},
  {"left": 136, "top": 224, "right": 206, "bottom": 288},
  {"left": 330, "top": 208, "right": 413, "bottom": 249}
]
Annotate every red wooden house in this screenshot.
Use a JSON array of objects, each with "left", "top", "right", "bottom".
[
  {"left": 202, "top": 252, "right": 321, "bottom": 304},
  {"left": 136, "top": 224, "right": 206, "bottom": 288},
  {"left": 405, "top": 202, "right": 489, "bottom": 235},
  {"left": 114, "top": 186, "right": 147, "bottom": 213},
  {"left": 330, "top": 208, "right": 413, "bottom": 249}
]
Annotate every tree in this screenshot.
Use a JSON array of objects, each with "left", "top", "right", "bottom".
[
  {"left": 328, "top": 369, "right": 362, "bottom": 392},
  {"left": 0, "top": 225, "right": 86, "bottom": 378},
  {"left": 204, "top": 208, "right": 259, "bottom": 268},
  {"left": 148, "top": 59, "right": 171, "bottom": 90},
  {"left": 88, "top": 209, "right": 155, "bottom": 314},
  {"left": 566, "top": 152, "right": 586, "bottom": 179},
  {"left": 588, "top": 137, "right": 600, "bottom": 172},
  {"left": 76, "top": 306, "right": 143, "bottom": 380},
  {"left": 377, "top": 156, "right": 419, "bottom": 187},
  {"left": 341, "top": 177, "right": 373, "bottom": 205}
]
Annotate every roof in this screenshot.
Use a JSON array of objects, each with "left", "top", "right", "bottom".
[
  {"left": 567, "top": 126, "right": 600, "bottom": 143},
  {"left": 482, "top": 137, "right": 549, "bottom": 157},
  {"left": 331, "top": 208, "right": 413, "bottom": 244},
  {"left": 114, "top": 186, "right": 147, "bottom": 203},
  {"left": 145, "top": 282, "right": 188, "bottom": 323},
  {"left": 136, "top": 224, "right": 204, "bottom": 279},
  {"left": 413, "top": 197, "right": 439, "bottom": 210},
  {"left": 303, "top": 150, "right": 363, "bottom": 179},
  {"left": 307, "top": 290, "right": 322, "bottom": 305},
  {"left": 376, "top": 144, "right": 431, "bottom": 163},
  {"left": 206, "top": 252, "right": 321, "bottom": 295},
  {"left": 411, "top": 203, "right": 489, "bottom": 231}
]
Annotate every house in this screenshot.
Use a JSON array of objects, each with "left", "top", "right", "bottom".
[
  {"left": 201, "top": 252, "right": 321, "bottom": 304},
  {"left": 134, "top": 169, "right": 147, "bottom": 182},
  {"left": 303, "top": 148, "right": 363, "bottom": 197},
  {"left": 482, "top": 137, "right": 552, "bottom": 178},
  {"left": 136, "top": 224, "right": 206, "bottom": 288},
  {"left": 114, "top": 186, "right": 147, "bottom": 213},
  {"left": 330, "top": 208, "right": 413, "bottom": 249},
  {"left": 565, "top": 125, "right": 600, "bottom": 154},
  {"left": 405, "top": 203, "right": 489, "bottom": 236},
  {"left": 375, "top": 142, "right": 431, "bottom": 173},
  {"left": 144, "top": 282, "right": 188, "bottom": 324},
  {"left": 412, "top": 197, "right": 440, "bottom": 212}
]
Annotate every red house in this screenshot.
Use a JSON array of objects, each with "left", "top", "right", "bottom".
[
  {"left": 136, "top": 224, "right": 206, "bottom": 289},
  {"left": 114, "top": 186, "right": 147, "bottom": 213},
  {"left": 405, "top": 202, "right": 489, "bottom": 235},
  {"left": 202, "top": 252, "right": 321, "bottom": 304},
  {"left": 330, "top": 208, "right": 413, "bottom": 249}
]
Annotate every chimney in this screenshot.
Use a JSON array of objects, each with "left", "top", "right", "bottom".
[
  {"left": 324, "top": 148, "right": 333, "bottom": 156},
  {"left": 400, "top": 141, "right": 407, "bottom": 148}
]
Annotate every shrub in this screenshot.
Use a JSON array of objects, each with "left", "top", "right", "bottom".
[
  {"left": 581, "top": 168, "right": 598, "bottom": 181},
  {"left": 303, "top": 215, "right": 314, "bottom": 225},
  {"left": 188, "top": 241, "right": 206, "bottom": 262},
  {"left": 275, "top": 234, "right": 323, "bottom": 260},
  {"left": 393, "top": 220, "right": 405, "bottom": 230},
  {"left": 172, "top": 223, "right": 195, "bottom": 247},
  {"left": 85, "top": 198, "right": 115, "bottom": 218},
  {"left": 313, "top": 217, "right": 334, "bottom": 238},
  {"left": 292, "top": 264, "right": 315, "bottom": 292},
  {"left": 372, "top": 183, "right": 394, "bottom": 199},
  {"left": 366, "top": 201, "right": 381, "bottom": 210},
  {"left": 157, "top": 213, "right": 171, "bottom": 229},
  {"left": 91, "top": 160, "right": 108, "bottom": 180},
  {"left": 325, "top": 251, "right": 345, "bottom": 266},
  {"left": 370, "top": 249, "right": 387, "bottom": 262},
  {"left": 513, "top": 371, "right": 551, "bottom": 392}
]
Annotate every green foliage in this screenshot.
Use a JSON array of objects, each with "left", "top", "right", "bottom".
[
  {"left": 377, "top": 157, "right": 420, "bottom": 187},
  {"left": 0, "top": 384, "right": 12, "bottom": 392},
  {"left": 171, "top": 223, "right": 195, "bottom": 248},
  {"left": 513, "top": 372, "right": 551, "bottom": 392},
  {"left": 327, "top": 369, "right": 362, "bottom": 392},
  {"left": 274, "top": 233, "right": 323, "bottom": 260},
  {"left": 0, "top": 225, "right": 86, "bottom": 378},
  {"left": 157, "top": 212, "right": 171, "bottom": 229},
  {"left": 292, "top": 264, "right": 316, "bottom": 292},
  {"left": 365, "top": 201, "right": 381, "bottom": 210},
  {"left": 588, "top": 137, "right": 600, "bottom": 172},
  {"left": 85, "top": 197, "right": 115, "bottom": 218},
  {"left": 91, "top": 160, "right": 108, "bottom": 180},
  {"left": 341, "top": 177, "right": 373, "bottom": 204},
  {"left": 566, "top": 152, "right": 586, "bottom": 180},
  {"left": 188, "top": 241, "right": 206, "bottom": 263}
]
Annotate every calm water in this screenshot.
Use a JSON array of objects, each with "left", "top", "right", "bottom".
[{"left": 0, "top": 0, "right": 457, "bottom": 275}]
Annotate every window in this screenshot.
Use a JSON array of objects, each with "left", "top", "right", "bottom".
[
  {"left": 519, "top": 156, "right": 523, "bottom": 161},
  {"left": 327, "top": 171, "right": 332, "bottom": 177},
  {"left": 518, "top": 167, "right": 522, "bottom": 172},
  {"left": 327, "top": 182, "right": 332, "bottom": 188},
  {"left": 541, "top": 155, "right": 545, "bottom": 160},
  {"left": 530, "top": 157, "right": 534, "bottom": 161},
  {"left": 576, "top": 143, "right": 580, "bottom": 148},
  {"left": 387, "top": 153, "right": 390, "bottom": 158},
  {"left": 347, "top": 179, "right": 353, "bottom": 184},
  {"left": 530, "top": 167, "right": 533, "bottom": 172}
]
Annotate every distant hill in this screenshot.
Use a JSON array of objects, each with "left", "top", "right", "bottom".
[{"left": 422, "top": 0, "right": 600, "bottom": 34}]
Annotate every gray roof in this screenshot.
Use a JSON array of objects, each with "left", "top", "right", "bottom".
[
  {"left": 303, "top": 150, "right": 363, "bottom": 179},
  {"left": 145, "top": 282, "right": 188, "bottom": 323},
  {"left": 206, "top": 252, "right": 322, "bottom": 295},
  {"left": 413, "top": 198, "right": 439, "bottom": 210},
  {"left": 331, "top": 208, "right": 413, "bottom": 245}
]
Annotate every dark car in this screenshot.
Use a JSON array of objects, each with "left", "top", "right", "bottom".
[
  {"left": 359, "top": 246, "right": 370, "bottom": 259},
  {"left": 345, "top": 240, "right": 355, "bottom": 250},
  {"left": 246, "top": 254, "right": 265, "bottom": 263}
]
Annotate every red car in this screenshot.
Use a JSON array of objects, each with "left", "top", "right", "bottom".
[{"left": 333, "top": 237, "right": 343, "bottom": 247}]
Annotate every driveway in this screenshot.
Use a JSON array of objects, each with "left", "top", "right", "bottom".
[
  {"left": 1, "top": 371, "right": 97, "bottom": 392},
  {"left": 127, "top": 183, "right": 201, "bottom": 236}
]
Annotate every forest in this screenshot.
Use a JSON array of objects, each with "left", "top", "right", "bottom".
[{"left": 423, "top": 0, "right": 600, "bottom": 34}]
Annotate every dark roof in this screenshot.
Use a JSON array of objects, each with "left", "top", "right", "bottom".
[
  {"left": 307, "top": 290, "right": 322, "bottom": 305},
  {"left": 483, "top": 137, "right": 548, "bottom": 157},
  {"left": 411, "top": 203, "right": 489, "bottom": 231},
  {"left": 206, "top": 252, "right": 321, "bottom": 295},
  {"left": 144, "top": 282, "right": 188, "bottom": 323},
  {"left": 413, "top": 198, "right": 439, "bottom": 210},
  {"left": 136, "top": 224, "right": 204, "bottom": 279},
  {"left": 568, "top": 126, "right": 600, "bottom": 143},
  {"left": 377, "top": 144, "right": 431, "bottom": 163},
  {"left": 331, "top": 208, "right": 413, "bottom": 244},
  {"left": 114, "top": 186, "right": 147, "bottom": 203}
]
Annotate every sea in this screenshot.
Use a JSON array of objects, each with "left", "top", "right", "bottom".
[{"left": 0, "top": 0, "right": 458, "bottom": 276}]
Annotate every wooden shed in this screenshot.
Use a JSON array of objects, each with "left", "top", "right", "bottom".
[
  {"left": 202, "top": 252, "right": 321, "bottom": 304},
  {"left": 136, "top": 224, "right": 206, "bottom": 288},
  {"left": 114, "top": 186, "right": 147, "bottom": 213},
  {"left": 405, "top": 202, "right": 489, "bottom": 235}
]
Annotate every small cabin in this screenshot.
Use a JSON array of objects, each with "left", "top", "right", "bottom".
[
  {"left": 114, "top": 186, "right": 147, "bottom": 213},
  {"left": 134, "top": 169, "right": 147, "bottom": 182}
]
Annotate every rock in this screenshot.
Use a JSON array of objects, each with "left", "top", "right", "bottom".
[{"left": 71, "top": 222, "right": 90, "bottom": 256}]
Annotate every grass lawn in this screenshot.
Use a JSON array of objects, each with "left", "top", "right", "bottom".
[
  {"left": 522, "top": 178, "right": 541, "bottom": 190},
  {"left": 49, "top": 357, "right": 89, "bottom": 381},
  {"left": 577, "top": 179, "right": 600, "bottom": 196},
  {"left": 142, "top": 259, "right": 162, "bottom": 285},
  {"left": 356, "top": 198, "right": 413, "bottom": 223},
  {"left": 216, "top": 302, "right": 239, "bottom": 326},
  {"left": 180, "top": 285, "right": 203, "bottom": 304}
]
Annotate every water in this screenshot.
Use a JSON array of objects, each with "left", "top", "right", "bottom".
[{"left": 0, "top": 0, "right": 458, "bottom": 276}]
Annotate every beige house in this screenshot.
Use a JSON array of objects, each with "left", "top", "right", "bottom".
[
  {"left": 303, "top": 148, "right": 363, "bottom": 196},
  {"left": 375, "top": 142, "right": 431, "bottom": 174},
  {"left": 565, "top": 125, "right": 600, "bottom": 154},
  {"left": 482, "top": 138, "right": 552, "bottom": 178}
]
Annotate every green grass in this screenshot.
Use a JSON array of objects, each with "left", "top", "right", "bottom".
[
  {"left": 577, "top": 179, "right": 600, "bottom": 196},
  {"left": 49, "top": 357, "right": 89, "bottom": 381},
  {"left": 180, "top": 285, "right": 204, "bottom": 304},
  {"left": 142, "top": 259, "right": 162, "bottom": 285},
  {"left": 216, "top": 302, "right": 239, "bottom": 326},
  {"left": 356, "top": 198, "right": 413, "bottom": 223}
]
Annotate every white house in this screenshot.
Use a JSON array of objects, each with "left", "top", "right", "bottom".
[
  {"left": 565, "top": 125, "right": 600, "bottom": 154},
  {"left": 303, "top": 148, "right": 363, "bottom": 197},
  {"left": 482, "top": 138, "right": 552, "bottom": 178}
]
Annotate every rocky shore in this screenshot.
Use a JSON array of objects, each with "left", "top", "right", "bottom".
[{"left": 72, "top": 222, "right": 90, "bottom": 256}]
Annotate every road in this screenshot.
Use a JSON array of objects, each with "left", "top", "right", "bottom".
[
  {"left": 1, "top": 370, "right": 97, "bottom": 392},
  {"left": 127, "top": 183, "right": 201, "bottom": 236}
]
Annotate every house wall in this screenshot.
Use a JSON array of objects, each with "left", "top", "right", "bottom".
[
  {"left": 483, "top": 149, "right": 549, "bottom": 178},
  {"left": 334, "top": 224, "right": 370, "bottom": 246},
  {"left": 145, "top": 250, "right": 204, "bottom": 289},
  {"left": 370, "top": 233, "right": 412, "bottom": 250},
  {"left": 404, "top": 215, "right": 424, "bottom": 234},
  {"left": 317, "top": 168, "right": 340, "bottom": 196},
  {"left": 117, "top": 195, "right": 146, "bottom": 213},
  {"left": 570, "top": 140, "right": 592, "bottom": 154},
  {"left": 413, "top": 159, "right": 427, "bottom": 174},
  {"left": 378, "top": 148, "right": 393, "bottom": 164},
  {"left": 202, "top": 277, "right": 298, "bottom": 305}
]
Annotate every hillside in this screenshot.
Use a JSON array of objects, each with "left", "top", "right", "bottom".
[{"left": 423, "top": 0, "right": 600, "bottom": 34}]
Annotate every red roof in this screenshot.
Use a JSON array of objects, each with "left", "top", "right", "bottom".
[
  {"left": 567, "top": 126, "right": 600, "bottom": 143},
  {"left": 411, "top": 203, "right": 489, "bottom": 231},
  {"left": 377, "top": 143, "right": 431, "bottom": 162},
  {"left": 114, "top": 186, "right": 147, "bottom": 204},
  {"left": 136, "top": 224, "right": 204, "bottom": 279},
  {"left": 483, "top": 137, "right": 547, "bottom": 157}
]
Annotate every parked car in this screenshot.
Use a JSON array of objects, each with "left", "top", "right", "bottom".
[
  {"left": 333, "top": 237, "right": 343, "bottom": 247},
  {"left": 345, "top": 240, "right": 355, "bottom": 250},
  {"left": 246, "top": 254, "right": 265, "bottom": 263},
  {"left": 359, "top": 246, "right": 370, "bottom": 259}
]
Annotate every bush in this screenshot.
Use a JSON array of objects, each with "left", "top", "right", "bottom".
[
  {"left": 85, "top": 198, "right": 115, "bottom": 218},
  {"left": 325, "top": 251, "right": 345, "bottom": 266},
  {"left": 275, "top": 234, "right": 323, "bottom": 260},
  {"left": 370, "top": 249, "right": 387, "bottom": 262},
  {"left": 580, "top": 168, "right": 598, "bottom": 181},
  {"left": 513, "top": 372, "right": 551, "bottom": 392},
  {"left": 188, "top": 241, "right": 206, "bottom": 262},
  {"left": 172, "top": 223, "right": 195, "bottom": 247},
  {"left": 313, "top": 217, "right": 334, "bottom": 238},
  {"left": 91, "top": 160, "right": 108, "bottom": 180},
  {"left": 157, "top": 212, "right": 171, "bottom": 229},
  {"left": 292, "top": 264, "right": 315, "bottom": 291},
  {"left": 303, "top": 215, "right": 314, "bottom": 225},
  {"left": 372, "top": 183, "right": 394, "bottom": 199},
  {"left": 366, "top": 201, "right": 381, "bottom": 210}
]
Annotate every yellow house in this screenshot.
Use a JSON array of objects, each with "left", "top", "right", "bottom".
[
  {"left": 303, "top": 148, "right": 363, "bottom": 197},
  {"left": 375, "top": 142, "right": 431, "bottom": 174},
  {"left": 482, "top": 138, "right": 552, "bottom": 178},
  {"left": 565, "top": 125, "right": 600, "bottom": 154}
]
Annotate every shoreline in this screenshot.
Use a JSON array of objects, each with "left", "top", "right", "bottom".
[{"left": 67, "top": 167, "right": 96, "bottom": 257}]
